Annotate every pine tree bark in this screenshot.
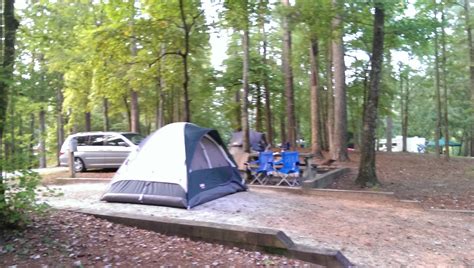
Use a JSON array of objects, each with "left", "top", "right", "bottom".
[
  {"left": 129, "top": 15, "right": 140, "bottom": 132},
  {"left": 130, "top": 90, "right": 139, "bottom": 132},
  {"left": 130, "top": 34, "right": 140, "bottom": 133},
  {"left": 465, "top": 0, "right": 474, "bottom": 157},
  {"left": 399, "top": 66, "right": 408, "bottom": 153},
  {"left": 56, "top": 85, "right": 64, "bottom": 166},
  {"left": 103, "top": 98, "right": 110, "bottom": 131},
  {"left": 309, "top": 37, "right": 323, "bottom": 158},
  {"left": 234, "top": 90, "right": 242, "bottom": 130},
  {"left": 281, "top": 0, "right": 296, "bottom": 150},
  {"left": 127, "top": 1, "right": 140, "bottom": 133},
  {"left": 85, "top": 112, "right": 91, "bottom": 132},
  {"left": 155, "top": 45, "right": 166, "bottom": 130},
  {"left": 331, "top": 0, "right": 349, "bottom": 161},
  {"left": 356, "top": 3, "right": 385, "bottom": 187},
  {"left": 177, "top": 0, "right": 201, "bottom": 123},
  {"left": 441, "top": 9, "right": 450, "bottom": 160},
  {"left": 255, "top": 83, "right": 263, "bottom": 132},
  {"left": 9, "top": 95, "right": 15, "bottom": 168},
  {"left": 259, "top": 7, "right": 273, "bottom": 146},
  {"left": 280, "top": 114, "right": 287, "bottom": 147},
  {"left": 386, "top": 116, "right": 393, "bottom": 152},
  {"left": 39, "top": 108, "right": 47, "bottom": 168},
  {"left": 320, "top": 90, "right": 328, "bottom": 151},
  {"left": 0, "top": 0, "right": 19, "bottom": 193},
  {"left": 123, "top": 95, "right": 131, "bottom": 130},
  {"left": 433, "top": 9, "right": 442, "bottom": 158},
  {"left": 155, "top": 78, "right": 164, "bottom": 129},
  {"left": 403, "top": 76, "right": 409, "bottom": 152},
  {"left": 241, "top": 26, "right": 251, "bottom": 153},
  {"left": 326, "top": 41, "right": 335, "bottom": 155},
  {"left": 29, "top": 113, "right": 35, "bottom": 166}
]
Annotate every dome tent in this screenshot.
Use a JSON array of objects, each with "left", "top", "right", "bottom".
[{"left": 101, "top": 122, "right": 247, "bottom": 209}]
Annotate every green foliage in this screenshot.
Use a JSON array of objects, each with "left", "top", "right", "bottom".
[
  {"left": 0, "top": 170, "right": 48, "bottom": 229},
  {"left": 4, "top": 0, "right": 473, "bottom": 172}
]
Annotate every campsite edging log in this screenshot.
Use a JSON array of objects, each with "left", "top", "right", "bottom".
[{"left": 68, "top": 208, "right": 353, "bottom": 267}]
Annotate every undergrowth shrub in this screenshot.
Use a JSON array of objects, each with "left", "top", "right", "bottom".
[{"left": 0, "top": 170, "right": 49, "bottom": 229}]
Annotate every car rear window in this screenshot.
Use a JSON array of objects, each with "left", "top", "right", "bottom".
[{"left": 122, "top": 133, "right": 145, "bottom": 145}]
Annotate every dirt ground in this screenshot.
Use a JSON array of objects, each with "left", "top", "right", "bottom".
[
  {"left": 2, "top": 152, "right": 474, "bottom": 267},
  {"left": 0, "top": 210, "right": 311, "bottom": 267},
  {"left": 326, "top": 152, "right": 474, "bottom": 210}
]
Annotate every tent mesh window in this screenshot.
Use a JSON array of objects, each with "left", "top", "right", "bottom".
[{"left": 191, "top": 136, "right": 231, "bottom": 171}]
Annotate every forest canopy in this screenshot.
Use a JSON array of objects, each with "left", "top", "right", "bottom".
[{"left": 1, "top": 0, "right": 473, "bottom": 172}]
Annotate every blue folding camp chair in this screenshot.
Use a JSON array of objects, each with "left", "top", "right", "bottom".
[
  {"left": 246, "top": 151, "right": 275, "bottom": 185},
  {"left": 275, "top": 151, "right": 300, "bottom": 186}
]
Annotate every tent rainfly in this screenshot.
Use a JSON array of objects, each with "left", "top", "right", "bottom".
[
  {"left": 229, "top": 130, "right": 268, "bottom": 152},
  {"left": 101, "top": 122, "right": 247, "bottom": 209}
]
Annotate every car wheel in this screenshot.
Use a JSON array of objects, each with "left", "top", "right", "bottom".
[{"left": 74, "top": 158, "right": 86, "bottom": 172}]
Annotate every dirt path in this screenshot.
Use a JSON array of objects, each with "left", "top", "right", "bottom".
[{"left": 39, "top": 182, "right": 474, "bottom": 267}]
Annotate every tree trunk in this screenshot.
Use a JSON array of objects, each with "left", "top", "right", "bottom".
[
  {"left": 241, "top": 27, "right": 251, "bottom": 153},
  {"left": 255, "top": 83, "right": 263, "bottom": 132},
  {"left": 155, "top": 45, "right": 166, "bottom": 130},
  {"left": 356, "top": 3, "right": 384, "bottom": 187},
  {"left": 123, "top": 95, "right": 131, "bottom": 130},
  {"left": 129, "top": 3, "right": 140, "bottom": 133},
  {"left": 309, "top": 37, "right": 323, "bottom": 158},
  {"left": 386, "top": 116, "right": 392, "bottom": 152},
  {"left": 155, "top": 78, "right": 164, "bottom": 129},
  {"left": 234, "top": 90, "right": 242, "bottom": 130},
  {"left": 130, "top": 90, "right": 140, "bottom": 132},
  {"left": 172, "top": 88, "right": 181, "bottom": 122},
  {"left": 260, "top": 12, "right": 273, "bottom": 146},
  {"left": 280, "top": 114, "right": 287, "bottom": 148},
  {"left": 85, "top": 112, "right": 91, "bottom": 132},
  {"left": 39, "top": 108, "right": 47, "bottom": 168},
  {"left": 433, "top": 9, "right": 442, "bottom": 158},
  {"left": 326, "top": 41, "right": 335, "bottom": 155},
  {"left": 263, "top": 80, "right": 273, "bottom": 146},
  {"left": 29, "top": 113, "right": 35, "bottom": 166},
  {"left": 399, "top": 65, "right": 406, "bottom": 152},
  {"left": 403, "top": 76, "right": 409, "bottom": 152},
  {"left": 56, "top": 86, "right": 64, "bottom": 166},
  {"left": 281, "top": 0, "right": 296, "bottom": 150},
  {"left": 178, "top": 0, "right": 194, "bottom": 122},
  {"left": 331, "top": 0, "right": 349, "bottom": 161},
  {"left": 103, "top": 98, "right": 110, "bottom": 131},
  {"left": 0, "top": 0, "right": 19, "bottom": 194},
  {"left": 320, "top": 88, "right": 328, "bottom": 151},
  {"left": 9, "top": 95, "right": 15, "bottom": 169},
  {"left": 441, "top": 9, "right": 450, "bottom": 160},
  {"left": 130, "top": 43, "right": 140, "bottom": 132},
  {"left": 0, "top": 10, "right": 3, "bottom": 170},
  {"left": 465, "top": 0, "right": 474, "bottom": 157}
]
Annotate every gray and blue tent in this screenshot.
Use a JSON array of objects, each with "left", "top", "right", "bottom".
[
  {"left": 229, "top": 130, "right": 268, "bottom": 152},
  {"left": 101, "top": 122, "right": 247, "bottom": 209}
]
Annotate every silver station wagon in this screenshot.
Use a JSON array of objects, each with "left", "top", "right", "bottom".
[{"left": 59, "top": 132, "right": 145, "bottom": 172}]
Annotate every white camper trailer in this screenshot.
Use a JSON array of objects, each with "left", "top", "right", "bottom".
[{"left": 379, "top": 136, "right": 426, "bottom": 153}]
